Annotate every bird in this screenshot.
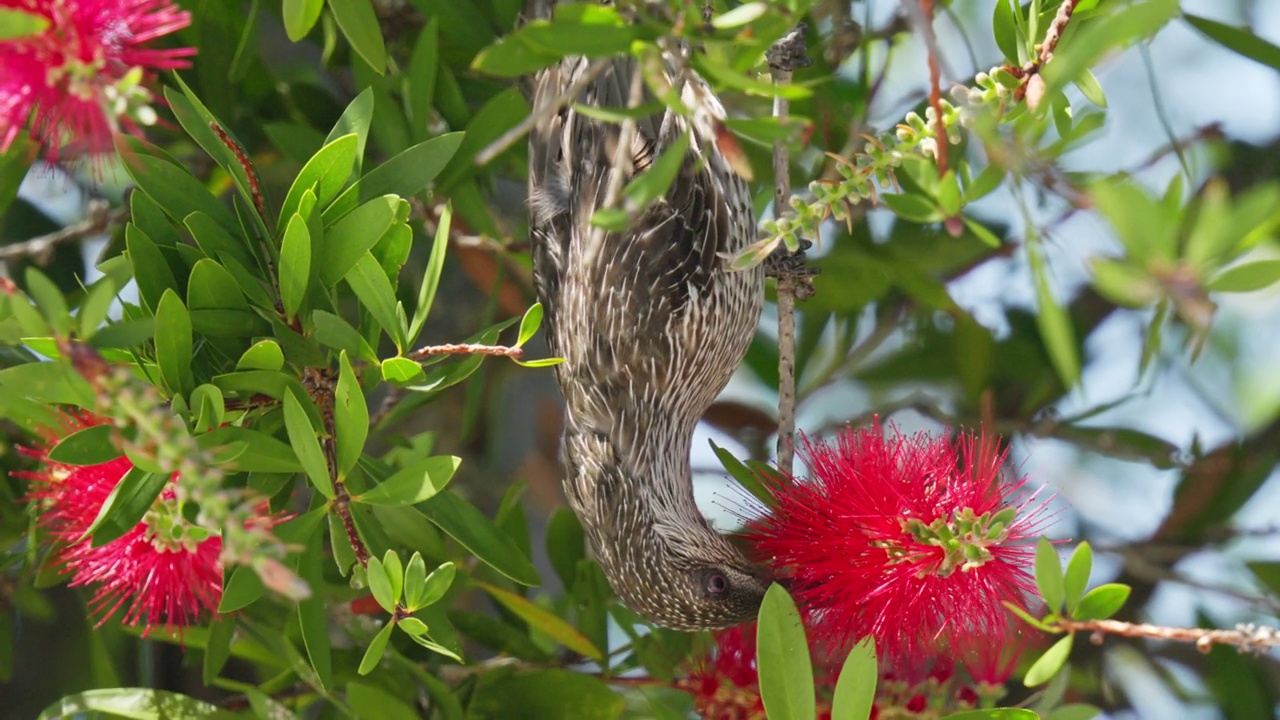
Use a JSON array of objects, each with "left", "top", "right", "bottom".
[{"left": 526, "top": 20, "right": 769, "bottom": 630}]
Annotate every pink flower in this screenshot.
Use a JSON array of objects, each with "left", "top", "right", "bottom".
[
  {"left": 16, "top": 411, "right": 222, "bottom": 637},
  {"left": 747, "top": 420, "right": 1048, "bottom": 672},
  {"left": 0, "top": 0, "right": 194, "bottom": 158}
]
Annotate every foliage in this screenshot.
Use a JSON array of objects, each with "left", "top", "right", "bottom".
[{"left": 3, "top": 0, "right": 1280, "bottom": 718}]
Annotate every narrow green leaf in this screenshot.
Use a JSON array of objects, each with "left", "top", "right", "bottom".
[
  {"left": 284, "top": 388, "right": 334, "bottom": 499},
  {"left": 297, "top": 528, "right": 332, "bottom": 689},
  {"left": 1029, "top": 247, "right": 1081, "bottom": 387},
  {"left": 202, "top": 614, "right": 236, "bottom": 685},
  {"left": 0, "top": 6, "right": 49, "bottom": 41},
  {"left": 124, "top": 224, "right": 177, "bottom": 313},
  {"left": 1073, "top": 583, "right": 1130, "bottom": 620},
  {"left": 47, "top": 424, "right": 119, "bottom": 466},
  {"left": 478, "top": 581, "right": 603, "bottom": 661},
  {"left": 279, "top": 213, "right": 312, "bottom": 320},
  {"left": 1209, "top": 260, "right": 1280, "bottom": 293},
  {"left": 24, "top": 267, "right": 70, "bottom": 337},
  {"left": 0, "top": 361, "right": 95, "bottom": 408},
  {"left": 345, "top": 252, "right": 406, "bottom": 350},
  {"left": 1074, "top": 69, "right": 1108, "bottom": 107},
  {"left": 283, "top": 0, "right": 323, "bottom": 40},
  {"left": 367, "top": 555, "right": 396, "bottom": 612},
  {"left": 334, "top": 351, "right": 368, "bottom": 479},
  {"left": 942, "top": 710, "right": 1041, "bottom": 720},
  {"left": 279, "top": 134, "right": 358, "bottom": 235},
  {"left": 312, "top": 310, "right": 378, "bottom": 362},
  {"left": 1186, "top": 14, "right": 1280, "bottom": 71},
  {"left": 327, "top": 0, "right": 387, "bottom": 72},
  {"left": 1035, "top": 537, "right": 1065, "bottom": 614},
  {"left": 1063, "top": 542, "right": 1092, "bottom": 615},
  {"left": 380, "top": 356, "right": 425, "bottom": 384},
  {"left": 407, "top": 19, "right": 439, "bottom": 138},
  {"left": 410, "top": 199, "right": 448, "bottom": 344},
  {"left": 382, "top": 550, "right": 404, "bottom": 608},
  {"left": 357, "top": 456, "right": 460, "bottom": 506},
  {"left": 757, "top": 583, "right": 815, "bottom": 720},
  {"left": 418, "top": 491, "right": 540, "bottom": 585},
  {"left": 236, "top": 340, "right": 285, "bottom": 371},
  {"left": 623, "top": 132, "right": 690, "bottom": 208},
  {"left": 516, "top": 302, "right": 544, "bottom": 347},
  {"left": 155, "top": 290, "right": 194, "bottom": 396},
  {"left": 219, "top": 566, "right": 266, "bottom": 613},
  {"left": 1024, "top": 634, "right": 1073, "bottom": 687},
  {"left": 403, "top": 553, "right": 428, "bottom": 608},
  {"left": 406, "top": 561, "right": 454, "bottom": 611},
  {"left": 37, "top": 689, "right": 237, "bottom": 720},
  {"left": 83, "top": 467, "right": 168, "bottom": 546},
  {"left": 709, "top": 439, "right": 773, "bottom": 507},
  {"left": 358, "top": 622, "right": 395, "bottom": 675},
  {"left": 195, "top": 426, "right": 302, "bottom": 473},
  {"left": 324, "top": 133, "right": 464, "bottom": 224},
  {"left": 321, "top": 195, "right": 399, "bottom": 286},
  {"left": 830, "top": 637, "right": 877, "bottom": 720}
]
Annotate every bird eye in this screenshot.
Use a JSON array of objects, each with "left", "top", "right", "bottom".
[{"left": 706, "top": 572, "right": 729, "bottom": 595}]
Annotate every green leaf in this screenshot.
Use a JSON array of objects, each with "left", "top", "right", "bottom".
[
  {"left": 334, "top": 351, "right": 368, "bottom": 480},
  {"left": 187, "top": 259, "right": 250, "bottom": 312},
  {"left": 219, "top": 566, "right": 266, "bottom": 613},
  {"left": 321, "top": 195, "right": 399, "bottom": 286},
  {"left": 327, "top": 0, "right": 386, "bottom": 72},
  {"left": 477, "top": 582, "right": 603, "bottom": 661},
  {"left": 279, "top": 212, "right": 312, "bottom": 321},
  {"left": 47, "top": 424, "right": 119, "bottom": 466},
  {"left": 284, "top": 388, "right": 334, "bottom": 499},
  {"left": 1041, "top": 0, "right": 1179, "bottom": 96},
  {"left": 623, "top": 132, "right": 690, "bottom": 208},
  {"left": 357, "top": 456, "right": 460, "bottom": 506},
  {"left": 402, "top": 553, "right": 427, "bottom": 604},
  {"left": 24, "top": 267, "right": 70, "bottom": 337},
  {"left": 709, "top": 439, "right": 773, "bottom": 507},
  {"left": 367, "top": 554, "right": 396, "bottom": 612},
  {"left": 345, "top": 252, "right": 406, "bottom": 350},
  {"left": 164, "top": 78, "right": 259, "bottom": 216},
  {"left": 237, "top": 339, "right": 285, "bottom": 371},
  {"left": 398, "top": 616, "right": 428, "bottom": 636},
  {"left": 0, "top": 6, "right": 49, "bottom": 41},
  {"left": 467, "top": 669, "right": 625, "bottom": 720},
  {"left": 471, "top": 34, "right": 561, "bottom": 77},
  {"left": 756, "top": 583, "right": 815, "bottom": 720},
  {"left": 407, "top": 19, "right": 439, "bottom": 138},
  {"left": 279, "top": 134, "right": 358, "bottom": 235},
  {"left": 117, "top": 136, "right": 240, "bottom": 237},
  {"left": 283, "top": 0, "right": 323, "bottom": 40},
  {"left": 347, "top": 681, "right": 418, "bottom": 720},
  {"left": 1035, "top": 537, "right": 1065, "bottom": 614},
  {"left": 1063, "top": 542, "right": 1092, "bottom": 616},
  {"left": 992, "top": 0, "right": 1021, "bottom": 64},
  {"left": 383, "top": 550, "right": 404, "bottom": 609},
  {"left": 545, "top": 508, "right": 585, "bottom": 591},
  {"left": 1209, "top": 260, "right": 1280, "bottom": 293},
  {"left": 1029, "top": 246, "right": 1081, "bottom": 387},
  {"left": 419, "top": 491, "right": 540, "bottom": 585},
  {"left": 1024, "top": 634, "right": 1073, "bottom": 687},
  {"left": 407, "top": 561, "right": 454, "bottom": 612},
  {"left": 202, "top": 614, "right": 236, "bottom": 685},
  {"left": 358, "top": 622, "right": 395, "bottom": 675},
  {"left": 516, "top": 302, "right": 545, "bottom": 347},
  {"left": 297, "top": 527, "right": 332, "bottom": 689},
  {"left": 1046, "top": 705, "right": 1102, "bottom": 720},
  {"left": 325, "top": 89, "right": 373, "bottom": 172},
  {"left": 882, "top": 192, "right": 943, "bottom": 223},
  {"left": 324, "top": 133, "right": 464, "bottom": 223},
  {"left": 83, "top": 467, "right": 168, "bottom": 546},
  {"left": 830, "top": 637, "right": 877, "bottom": 720},
  {"left": 37, "top": 688, "right": 238, "bottom": 720},
  {"left": 937, "top": 170, "right": 963, "bottom": 217},
  {"left": 409, "top": 200, "right": 450, "bottom": 345},
  {"left": 196, "top": 426, "right": 302, "bottom": 473},
  {"left": 380, "top": 356, "right": 425, "bottom": 384},
  {"left": 125, "top": 224, "right": 178, "bottom": 314},
  {"left": 1074, "top": 69, "right": 1108, "bottom": 107},
  {"left": 0, "top": 361, "right": 96, "bottom": 408},
  {"left": 941, "top": 710, "right": 1041, "bottom": 720},
  {"left": 155, "top": 290, "right": 195, "bottom": 396},
  {"left": 1185, "top": 14, "right": 1280, "bottom": 71},
  {"left": 312, "top": 310, "right": 378, "bottom": 362},
  {"left": 1073, "top": 583, "right": 1130, "bottom": 620}
]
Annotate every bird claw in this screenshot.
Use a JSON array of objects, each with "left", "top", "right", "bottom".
[{"left": 764, "top": 240, "right": 819, "bottom": 301}]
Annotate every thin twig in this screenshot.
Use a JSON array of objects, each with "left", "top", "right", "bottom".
[
  {"left": 767, "top": 27, "right": 809, "bottom": 477},
  {"left": 0, "top": 199, "right": 128, "bottom": 264},
  {"left": 303, "top": 367, "right": 370, "bottom": 568},
  {"left": 1037, "top": 0, "right": 1078, "bottom": 67},
  {"left": 918, "top": 0, "right": 948, "bottom": 178},
  {"left": 406, "top": 342, "right": 523, "bottom": 362},
  {"left": 1051, "top": 618, "right": 1280, "bottom": 655},
  {"left": 474, "top": 57, "right": 613, "bottom": 166}
]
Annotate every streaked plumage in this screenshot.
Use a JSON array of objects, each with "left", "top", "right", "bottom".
[{"left": 528, "top": 41, "right": 768, "bottom": 630}]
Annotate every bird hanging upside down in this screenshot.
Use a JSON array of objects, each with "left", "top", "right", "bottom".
[{"left": 527, "top": 37, "right": 770, "bottom": 630}]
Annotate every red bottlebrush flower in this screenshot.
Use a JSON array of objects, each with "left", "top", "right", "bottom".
[
  {"left": 675, "top": 625, "right": 766, "bottom": 720},
  {"left": 16, "top": 411, "right": 222, "bottom": 637},
  {"left": 748, "top": 420, "right": 1049, "bottom": 672},
  {"left": 0, "top": 0, "right": 194, "bottom": 158}
]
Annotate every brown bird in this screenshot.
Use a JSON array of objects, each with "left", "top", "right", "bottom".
[{"left": 527, "top": 35, "right": 769, "bottom": 629}]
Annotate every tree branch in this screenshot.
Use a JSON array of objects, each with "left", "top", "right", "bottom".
[
  {"left": 1051, "top": 618, "right": 1280, "bottom": 655},
  {"left": 0, "top": 199, "right": 128, "bottom": 265}
]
